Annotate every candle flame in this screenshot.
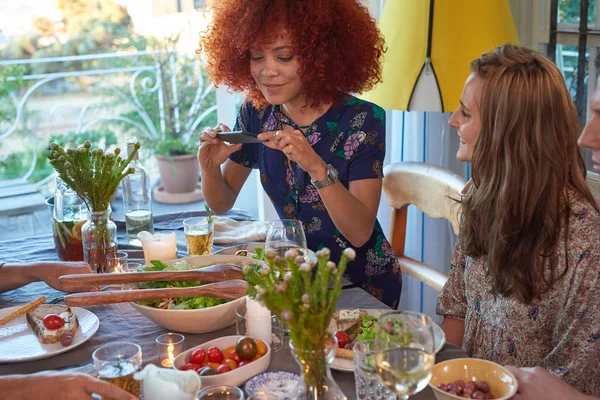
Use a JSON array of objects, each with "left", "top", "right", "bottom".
[{"left": 168, "top": 343, "right": 174, "bottom": 361}]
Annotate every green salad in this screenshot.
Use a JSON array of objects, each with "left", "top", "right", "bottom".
[{"left": 136, "top": 260, "right": 227, "bottom": 310}]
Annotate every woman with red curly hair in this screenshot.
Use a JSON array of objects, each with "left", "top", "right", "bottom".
[{"left": 198, "top": 0, "right": 401, "bottom": 308}]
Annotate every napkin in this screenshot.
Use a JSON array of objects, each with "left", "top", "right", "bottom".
[{"left": 213, "top": 216, "right": 269, "bottom": 244}]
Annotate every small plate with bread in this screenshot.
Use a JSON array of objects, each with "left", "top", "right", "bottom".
[
  {"left": 0, "top": 296, "right": 99, "bottom": 363},
  {"left": 327, "top": 308, "right": 446, "bottom": 372}
]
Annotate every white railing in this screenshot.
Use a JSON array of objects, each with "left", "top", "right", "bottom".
[{"left": 0, "top": 50, "right": 223, "bottom": 188}]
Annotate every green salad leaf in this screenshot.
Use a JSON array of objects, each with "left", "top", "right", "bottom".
[
  {"left": 356, "top": 315, "right": 378, "bottom": 341},
  {"left": 137, "top": 259, "right": 227, "bottom": 310}
]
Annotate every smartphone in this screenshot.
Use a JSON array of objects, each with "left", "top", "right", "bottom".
[{"left": 216, "top": 131, "right": 262, "bottom": 144}]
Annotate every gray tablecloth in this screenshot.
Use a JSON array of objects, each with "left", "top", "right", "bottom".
[{"left": 0, "top": 210, "right": 466, "bottom": 399}]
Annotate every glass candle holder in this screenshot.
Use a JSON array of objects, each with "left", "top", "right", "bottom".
[
  {"left": 197, "top": 385, "right": 244, "bottom": 400},
  {"left": 138, "top": 231, "right": 177, "bottom": 265},
  {"left": 105, "top": 251, "right": 128, "bottom": 273},
  {"left": 235, "top": 303, "right": 283, "bottom": 352},
  {"left": 156, "top": 332, "right": 185, "bottom": 368},
  {"left": 93, "top": 342, "right": 142, "bottom": 397}
]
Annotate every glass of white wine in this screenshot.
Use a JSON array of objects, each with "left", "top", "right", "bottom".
[
  {"left": 265, "top": 219, "right": 308, "bottom": 260},
  {"left": 374, "top": 311, "right": 435, "bottom": 400}
]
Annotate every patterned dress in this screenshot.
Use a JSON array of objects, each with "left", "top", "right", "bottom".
[
  {"left": 229, "top": 95, "right": 401, "bottom": 308},
  {"left": 437, "top": 196, "right": 600, "bottom": 396}
]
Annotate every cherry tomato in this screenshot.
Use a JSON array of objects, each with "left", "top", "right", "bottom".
[
  {"left": 207, "top": 362, "right": 221, "bottom": 370},
  {"left": 60, "top": 332, "right": 74, "bottom": 346},
  {"left": 229, "top": 350, "right": 241, "bottom": 364},
  {"left": 43, "top": 314, "right": 64, "bottom": 330},
  {"left": 238, "top": 360, "right": 251, "bottom": 367},
  {"left": 334, "top": 331, "right": 350, "bottom": 349},
  {"left": 255, "top": 339, "right": 268, "bottom": 357},
  {"left": 207, "top": 346, "right": 223, "bottom": 364},
  {"left": 217, "top": 364, "right": 232, "bottom": 374},
  {"left": 235, "top": 337, "right": 257, "bottom": 361},
  {"left": 180, "top": 363, "right": 201, "bottom": 371},
  {"left": 223, "top": 359, "right": 237, "bottom": 370},
  {"left": 189, "top": 348, "right": 206, "bottom": 365},
  {"left": 223, "top": 345, "right": 236, "bottom": 360}
]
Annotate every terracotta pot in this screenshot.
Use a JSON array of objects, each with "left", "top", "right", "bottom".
[{"left": 156, "top": 153, "right": 200, "bottom": 194}]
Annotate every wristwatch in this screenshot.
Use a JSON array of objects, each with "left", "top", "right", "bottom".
[{"left": 311, "top": 164, "right": 338, "bottom": 189}]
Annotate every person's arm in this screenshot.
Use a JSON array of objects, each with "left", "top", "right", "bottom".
[
  {"left": 506, "top": 367, "right": 597, "bottom": 400},
  {"left": 436, "top": 238, "right": 468, "bottom": 348},
  {"left": 0, "top": 262, "right": 93, "bottom": 293},
  {"left": 535, "top": 223, "right": 600, "bottom": 396},
  {"left": 0, "top": 371, "right": 136, "bottom": 400}
]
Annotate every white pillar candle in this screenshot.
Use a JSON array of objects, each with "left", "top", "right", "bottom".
[
  {"left": 245, "top": 296, "right": 272, "bottom": 345},
  {"left": 139, "top": 232, "right": 177, "bottom": 265}
]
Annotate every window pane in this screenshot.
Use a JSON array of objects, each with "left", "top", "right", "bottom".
[
  {"left": 558, "top": 0, "right": 596, "bottom": 26},
  {"left": 556, "top": 44, "right": 589, "bottom": 99}
]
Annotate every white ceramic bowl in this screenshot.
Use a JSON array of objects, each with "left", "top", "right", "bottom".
[
  {"left": 173, "top": 335, "right": 271, "bottom": 388},
  {"left": 130, "top": 255, "right": 263, "bottom": 334}
]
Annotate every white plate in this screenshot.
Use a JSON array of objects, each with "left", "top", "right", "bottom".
[
  {"left": 330, "top": 309, "right": 446, "bottom": 372},
  {"left": 0, "top": 306, "right": 99, "bottom": 363},
  {"left": 215, "top": 242, "right": 318, "bottom": 263}
]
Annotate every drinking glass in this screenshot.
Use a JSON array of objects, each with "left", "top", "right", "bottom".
[
  {"left": 106, "top": 251, "right": 128, "bottom": 273},
  {"left": 183, "top": 217, "right": 214, "bottom": 256},
  {"left": 197, "top": 385, "right": 245, "bottom": 400},
  {"left": 265, "top": 219, "right": 308, "bottom": 261},
  {"left": 374, "top": 311, "right": 435, "bottom": 400},
  {"left": 93, "top": 342, "right": 142, "bottom": 397},
  {"left": 354, "top": 340, "right": 397, "bottom": 400}
]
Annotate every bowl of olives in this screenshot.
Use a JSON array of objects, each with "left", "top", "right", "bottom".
[{"left": 429, "top": 358, "right": 518, "bottom": 400}]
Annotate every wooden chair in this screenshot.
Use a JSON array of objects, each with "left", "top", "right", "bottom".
[{"left": 382, "top": 162, "right": 466, "bottom": 292}]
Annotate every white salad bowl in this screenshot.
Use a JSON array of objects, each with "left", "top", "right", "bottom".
[{"left": 130, "top": 255, "right": 262, "bottom": 334}]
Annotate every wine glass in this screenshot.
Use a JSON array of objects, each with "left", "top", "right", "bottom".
[
  {"left": 374, "top": 311, "right": 435, "bottom": 400},
  {"left": 265, "top": 219, "right": 308, "bottom": 261}
]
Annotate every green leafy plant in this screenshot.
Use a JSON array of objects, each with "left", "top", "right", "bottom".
[
  {"left": 154, "top": 138, "right": 197, "bottom": 156},
  {"left": 47, "top": 140, "right": 138, "bottom": 211}
]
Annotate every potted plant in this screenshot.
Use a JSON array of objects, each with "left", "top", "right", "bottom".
[
  {"left": 243, "top": 247, "right": 355, "bottom": 399},
  {"left": 154, "top": 138, "right": 199, "bottom": 194}
]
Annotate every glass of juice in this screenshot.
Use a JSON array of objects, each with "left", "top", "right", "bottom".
[
  {"left": 183, "top": 217, "right": 214, "bottom": 256},
  {"left": 93, "top": 342, "right": 142, "bottom": 397}
]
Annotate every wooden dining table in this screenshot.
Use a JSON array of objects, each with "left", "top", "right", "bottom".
[{"left": 0, "top": 210, "right": 467, "bottom": 399}]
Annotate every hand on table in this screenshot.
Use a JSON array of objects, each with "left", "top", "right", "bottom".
[
  {"left": 506, "top": 366, "right": 594, "bottom": 400},
  {"left": 5, "top": 371, "right": 137, "bottom": 400},
  {"left": 198, "top": 123, "right": 243, "bottom": 169},
  {"left": 258, "top": 127, "right": 327, "bottom": 178},
  {"left": 35, "top": 262, "right": 98, "bottom": 293}
]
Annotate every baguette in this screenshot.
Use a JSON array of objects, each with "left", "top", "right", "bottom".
[
  {"left": 0, "top": 296, "right": 46, "bottom": 326},
  {"left": 26, "top": 304, "right": 79, "bottom": 344},
  {"left": 328, "top": 308, "right": 368, "bottom": 359}
]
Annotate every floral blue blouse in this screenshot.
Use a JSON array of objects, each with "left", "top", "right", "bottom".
[{"left": 229, "top": 95, "right": 401, "bottom": 308}]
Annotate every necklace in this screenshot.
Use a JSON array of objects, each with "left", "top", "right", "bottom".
[{"left": 297, "top": 107, "right": 321, "bottom": 130}]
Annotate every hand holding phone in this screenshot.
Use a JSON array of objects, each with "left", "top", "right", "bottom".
[{"left": 215, "top": 131, "right": 262, "bottom": 144}]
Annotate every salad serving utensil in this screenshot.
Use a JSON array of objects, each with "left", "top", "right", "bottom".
[
  {"left": 63, "top": 279, "right": 249, "bottom": 307},
  {"left": 58, "top": 264, "right": 243, "bottom": 291}
]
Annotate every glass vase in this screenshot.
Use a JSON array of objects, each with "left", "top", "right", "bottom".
[
  {"left": 82, "top": 210, "right": 118, "bottom": 273},
  {"left": 289, "top": 335, "right": 347, "bottom": 400}
]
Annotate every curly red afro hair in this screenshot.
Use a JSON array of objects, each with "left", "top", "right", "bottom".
[{"left": 198, "top": 0, "right": 386, "bottom": 108}]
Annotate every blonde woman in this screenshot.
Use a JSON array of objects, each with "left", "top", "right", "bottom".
[{"left": 437, "top": 44, "right": 600, "bottom": 396}]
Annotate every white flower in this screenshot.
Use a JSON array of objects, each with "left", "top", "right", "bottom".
[
  {"left": 259, "top": 266, "right": 271, "bottom": 276},
  {"left": 317, "top": 248, "right": 331, "bottom": 258},
  {"left": 285, "top": 248, "right": 298, "bottom": 260},
  {"left": 301, "top": 294, "right": 310, "bottom": 303},
  {"left": 242, "top": 264, "right": 253, "bottom": 274},
  {"left": 343, "top": 248, "right": 356, "bottom": 260},
  {"left": 280, "top": 310, "right": 292, "bottom": 321},
  {"left": 275, "top": 282, "right": 288, "bottom": 293},
  {"left": 295, "top": 256, "right": 305, "bottom": 266},
  {"left": 283, "top": 272, "right": 293, "bottom": 282},
  {"left": 301, "top": 303, "right": 310, "bottom": 311},
  {"left": 265, "top": 248, "right": 277, "bottom": 259},
  {"left": 299, "top": 262, "right": 312, "bottom": 272},
  {"left": 327, "top": 261, "right": 336, "bottom": 269}
]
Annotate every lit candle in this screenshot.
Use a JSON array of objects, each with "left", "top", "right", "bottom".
[
  {"left": 245, "top": 296, "right": 272, "bottom": 345},
  {"left": 160, "top": 343, "right": 175, "bottom": 368},
  {"left": 139, "top": 232, "right": 177, "bottom": 265}
]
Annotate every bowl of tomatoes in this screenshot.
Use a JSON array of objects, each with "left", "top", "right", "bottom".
[{"left": 173, "top": 335, "right": 271, "bottom": 387}]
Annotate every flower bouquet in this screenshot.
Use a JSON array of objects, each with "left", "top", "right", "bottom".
[
  {"left": 47, "top": 140, "right": 139, "bottom": 272},
  {"left": 243, "top": 247, "right": 355, "bottom": 400}
]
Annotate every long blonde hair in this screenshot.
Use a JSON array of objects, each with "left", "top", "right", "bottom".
[{"left": 461, "top": 44, "right": 598, "bottom": 304}]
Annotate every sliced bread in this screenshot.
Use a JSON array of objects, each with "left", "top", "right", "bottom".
[{"left": 26, "top": 304, "right": 79, "bottom": 344}]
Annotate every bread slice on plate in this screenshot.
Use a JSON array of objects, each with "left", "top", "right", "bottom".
[{"left": 26, "top": 304, "right": 79, "bottom": 344}]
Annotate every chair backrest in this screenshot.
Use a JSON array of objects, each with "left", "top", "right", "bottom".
[
  {"left": 382, "top": 162, "right": 466, "bottom": 292},
  {"left": 383, "top": 162, "right": 466, "bottom": 256}
]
